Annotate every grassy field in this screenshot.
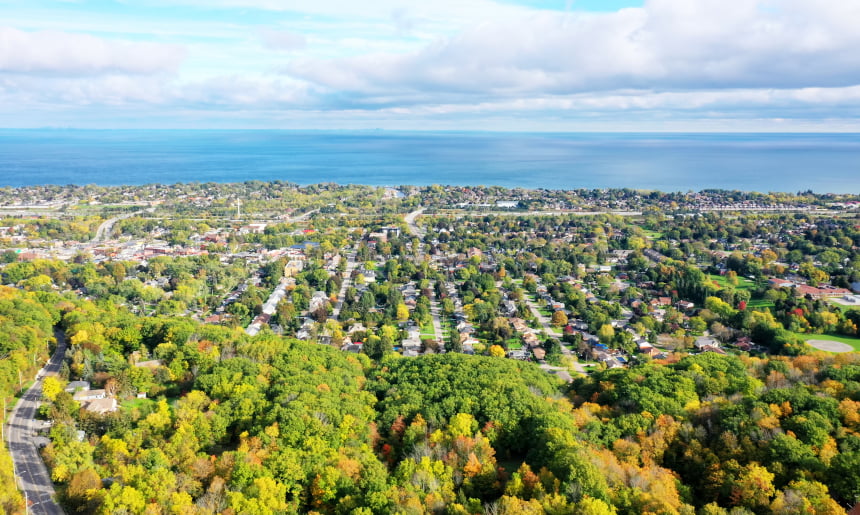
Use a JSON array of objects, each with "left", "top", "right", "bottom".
[
  {"left": 121, "top": 397, "right": 155, "bottom": 411},
  {"left": 827, "top": 300, "right": 860, "bottom": 313},
  {"left": 641, "top": 230, "right": 664, "bottom": 239},
  {"left": 799, "top": 333, "right": 860, "bottom": 352},
  {"left": 708, "top": 273, "right": 756, "bottom": 291},
  {"left": 747, "top": 298, "right": 776, "bottom": 309},
  {"left": 708, "top": 273, "right": 775, "bottom": 308}
]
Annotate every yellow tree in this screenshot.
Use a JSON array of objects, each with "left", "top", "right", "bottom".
[
  {"left": 396, "top": 303, "right": 410, "bottom": 322},
  {"left": 732, "top": 463, "right": 776, "bottom": 510},
  {"left": 42, "top": 376, "right": 65, "bottom": 401},
  {"left": 488, "top": 345, "right": 506, "bottom": 358},
  {"left": 551, "top": 310, "right": 569, "bottom": 327}
]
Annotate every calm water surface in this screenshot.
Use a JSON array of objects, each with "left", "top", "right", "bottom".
[{"left": 0, "top": 130, "right": 858, "bottom": 193}]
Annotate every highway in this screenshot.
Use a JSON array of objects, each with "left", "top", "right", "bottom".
[
  {"left": 403, "top": 208, "right": 426, "bottom": 239},
  {"left": 91, "top": 208, "right": 154, "bottom": 243},
  {"left": 6, "top": 332, "right": 66, "bottom": 515}
]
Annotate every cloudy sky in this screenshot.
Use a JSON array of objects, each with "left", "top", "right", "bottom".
[{"left": 2, "top": 0, "right": 860, "bottom": 130}]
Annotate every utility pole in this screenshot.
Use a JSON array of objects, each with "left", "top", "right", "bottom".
[{"left": 236, "top": 198, "right": 241, "bottom": 218}]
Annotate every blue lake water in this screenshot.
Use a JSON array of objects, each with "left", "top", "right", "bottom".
[{"left": 0, "top": 130, "right": 858, "bottom": 193}]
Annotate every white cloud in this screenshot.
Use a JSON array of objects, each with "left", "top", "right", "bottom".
[
  {"left": 0, "top": 27, "right": 185, "bottom": 76},
  {"left": 259, "top": 28, "right": 307, "bottom": 51},
  {"left": 284, "top": 0, "right": 860, "bottom": 105},
  {"left": 2, "top": 0, "right": 860, "bottom": 129}
]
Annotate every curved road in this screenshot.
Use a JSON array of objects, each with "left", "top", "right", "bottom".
[
  {"left": 6, "top": 332, "right": 66, "bottom": 515},
  {"left": 91, "top": 208, "right": 154, "bottom": 243},
  {"left": 403, "top": 208, "right": 426, "bottom": 239}
]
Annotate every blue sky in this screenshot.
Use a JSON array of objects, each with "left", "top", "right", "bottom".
[{"left": 1, "top": 0, "right": 859, "bottom": 130}]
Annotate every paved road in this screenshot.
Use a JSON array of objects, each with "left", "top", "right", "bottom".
[
  {"left": 404, "top": 209, "right": 446, "bottom": 347},
  {"left": 428, "top": 282, "right": 445, "bottom": 347},
  {"left": 7, "top": 332, "right": 66, "bottom": 515},
  {"left": 404, "top": 208, "right": 426, "bottom": 239},
  {"left": 523, "top": 294, "right": 587, "bottom": 377},
  {"left": 331, "top": 252, "right": 358, "bottom": 322},
  {"left": 246, "top": 278, "right": 289, "bottom": 336},
  {"left": 91, "top": 208, "right": 154, "bottom": 243}
]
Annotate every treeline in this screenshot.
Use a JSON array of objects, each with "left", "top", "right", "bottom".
[
  {"left": 571, "top": 351, "right": 860, "bottom": 512},
  {"left": 24, "top": 287, "right": 858, "bottom": 513},
  {"left": 0, "top": 286, "right": 61, "bottom": 514}
]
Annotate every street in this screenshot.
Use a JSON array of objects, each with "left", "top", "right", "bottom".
[
  {"left": 6, "top": 331, "right": 66, "bottom": 515},
  {"left": 523, "top": 294, "right": 587, "bottom": 377},
  {"left": 331, "top": 251, "right": 359, "bottom": 322},
  {"left": 245, "top": 277, "right": 289, "bottom": 336}
]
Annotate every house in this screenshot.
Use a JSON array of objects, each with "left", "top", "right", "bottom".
[
  {"left": 204, "top": 314, "right": 229, "bottom": 324},
  {"left": 461, "top": 338, "right": 479, "bottom": 355},
  {"left": 284, "top": 259, "right": 304, "bottom": 278},
  {"left": 638, "top": 341, "right": 657, "bottom": 356},
  {"left": 73, "top": 389, "right": 106, "bottom": 402},
  {"left": 676, "top": 301, "right": 695, "bottom": 311},
  {"left": 571, "top": 320, "right": 589, "bottom": 331},
  {"left": 794, "top": 284, "right": 853, "bottom": 299},
  {"left": 134, "top": 360, "right": 163, "bottom": 369},
  {"left": 402, "top": 329, "right": 421, "bottom": 349},
  {"left": 347, "top": 323, "right": 367, "bottom": 336},
  {"left": 81, "top": 397, "right": 118, "bottom": 414},
  {"left": 309, "top": 291, "right": 329, "bottom": 312},
  {"left": 508, "top": 349, "right": 529, "bottom": 360},
  {"left": 695, "top": 336, "right": 721, "bottom": 350},
  {"left": 510, "top": 317, "right": 529, "bottom": 333},
  {"left": 598, "top": 353, "right": 624, "bottom": 369},
  {"left": 64, "top": 381, "right": 91, "bottom": 393},
  {"left": 296, "top": 319, "right": 315, "bottom": 340},
  {"left": 523, "top": 333, "right": 540, "bottom": 348},
  {"left": 342, "top": 343, "right": 363, "bottom": 353},
  {"left": 240, "top": 223, "right": 267, "bottom": 234},
  {"left": 734, "top": 336, "right": 754, "bottom": 352},
  {"left": 456, "top": 322, "right": 475, "bottom": 334}
]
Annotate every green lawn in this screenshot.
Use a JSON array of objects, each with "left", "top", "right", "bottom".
[
  {"left": 419, "top": 320, "right": 436, "bottom": 338},
  {"left": 798, "top": 333, "right": 860, "bottom": 352},
  {"left": 827, "top": 300, "right": 860, "bottom": 313},
  {"left": 121, "top": 397, "right": 155, "bottom": 411},
  {"left": 708, "top": 274, "right": 756, "bottom": 291},
  {"left": 747, "top": 299, "right": 775, "bottom": 309},
  {"left": 641, "top": 230, "right": 664, "bottom": 239},
  {"left": 708, "top": 273, "right": 775, "bottom": 309}
]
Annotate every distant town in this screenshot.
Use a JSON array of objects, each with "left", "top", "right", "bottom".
[{"left": 2, "top": 182, "right": 859, "bottom": 514}]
